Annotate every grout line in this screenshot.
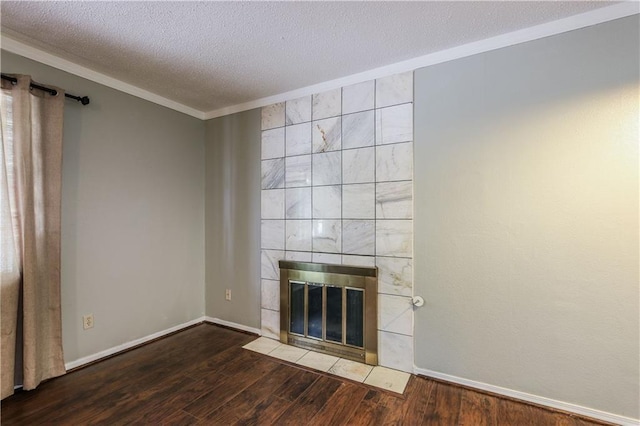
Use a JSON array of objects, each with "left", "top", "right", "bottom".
[
  {"left": 366, "top": 138, "right": 414, "bottom": 149},
  {"left": 340, "top": 85, "right": 344, "bottom": 262},
  {"left": 374, "top": 77, "right": 377, "bottom": 264},
  {"left": 362, "top": 365, "right": 376, "bottom": 383},
  {"left": 307, "top": 95, "right": 314, "bottom": 257}
]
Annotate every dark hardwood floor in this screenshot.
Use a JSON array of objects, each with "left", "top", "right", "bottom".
[{"left": 1, "top": 324, "right": 611, "bottom": 425}]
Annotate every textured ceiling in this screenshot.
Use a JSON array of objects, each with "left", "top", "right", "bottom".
[{"left": 0, "top": 1, "right": 617, "bottom": 113}]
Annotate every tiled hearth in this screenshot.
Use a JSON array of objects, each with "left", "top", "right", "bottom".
[
  {"left": 243, "top": 337, "right": 410, "bottom": 394},
  {"left": 260, "top": 71, "right": 414, "bottom": 373}
]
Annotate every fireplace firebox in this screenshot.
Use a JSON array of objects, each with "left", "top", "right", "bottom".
[{"left": 279, "top": 261, "right": 378, "bottom": 365}]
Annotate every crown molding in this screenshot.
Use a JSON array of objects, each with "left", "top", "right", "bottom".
[
  {"left": 1, "top": 34, "right": 206, "bottom": 120},
  {"left": 203, "top": 1, "right": 639, "bottom": 120},
  {"left": 2, "top": 2, "right": 637, "bottom": 121}
]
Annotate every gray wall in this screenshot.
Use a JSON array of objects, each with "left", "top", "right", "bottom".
[
  {"left": 3, "top": 13, "right": 638, "bottom": 419},
  {"left": 414, "top": 16, "right": 639, "bottom": 419},
  {"left": 205, "top": 110, "right": 261, "bottom": 328},
  {"left": 1, "top": 51, "right": 206, "bottom": 364}
]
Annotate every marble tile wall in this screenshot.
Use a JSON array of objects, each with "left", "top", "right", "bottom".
[{"left": 260, "top": 71, "right": 414, "bottom": 373}]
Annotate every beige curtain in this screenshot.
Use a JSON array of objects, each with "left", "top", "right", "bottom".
[{"left": 1, "top": 75, "right": 66, "bottom": 399}]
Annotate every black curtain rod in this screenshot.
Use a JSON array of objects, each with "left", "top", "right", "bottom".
[{"left": 1, "top": 74, "right": 90, "bottom": 105}]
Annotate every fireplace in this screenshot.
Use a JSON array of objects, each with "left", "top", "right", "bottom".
[{"left": 279, "top": 261, "right": 378, "bottom": 365}]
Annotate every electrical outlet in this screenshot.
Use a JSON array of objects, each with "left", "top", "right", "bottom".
[
  {"left": 225, "top": 289, "right": 231, "bottom": 301},
  {"left": 82, "top": 314, "right": 94, "bottom": 330}
]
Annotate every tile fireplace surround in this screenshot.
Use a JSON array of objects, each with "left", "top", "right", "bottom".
[{"left": 260, "top": 71, "right": 414, "bottom": 373}]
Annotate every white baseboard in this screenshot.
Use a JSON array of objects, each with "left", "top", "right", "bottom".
[
  {"left": 413, "top": 366, "right": 639, "bottom": 426},
  {"left": 204, "top": 316, "right": 262, "bottom": 336},
  {"left": 65, "top": 318, "right": 637, "bottom": 424},
  {"left": 64, "top": 317, "right": 206, "bottom": 370}
]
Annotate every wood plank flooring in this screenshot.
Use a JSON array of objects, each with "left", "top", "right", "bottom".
[{"left": 1, "top": 323, "right": 612, "bottom": 425}]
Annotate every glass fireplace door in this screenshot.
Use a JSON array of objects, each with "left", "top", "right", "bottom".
[{"left": 288, "top": 281, "right": 364, "bottom": 349}]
